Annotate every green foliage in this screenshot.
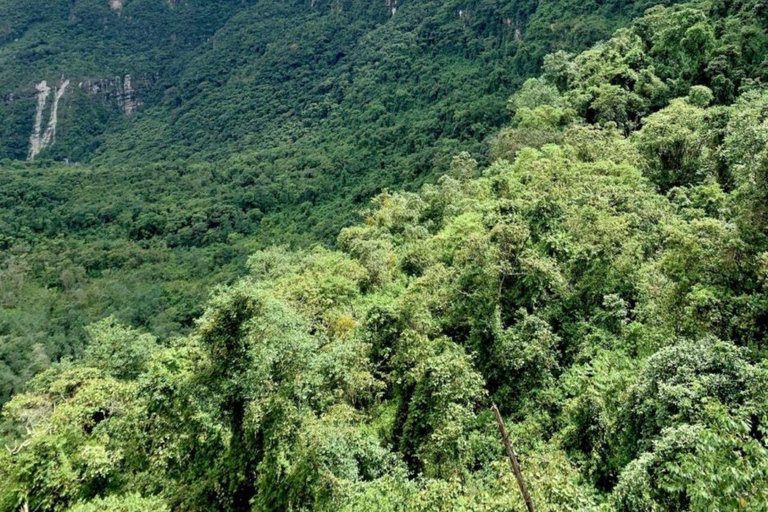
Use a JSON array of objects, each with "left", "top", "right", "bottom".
[
  {"left": 68, "top": 493, "right": 169, "bottom": 512},
  {"left": 633, "top": 99, "right": 710, "bottom": 190},
  {"left": 0, "top": 0, "right": 673, "bottom": 406},
  {"left": 1, "top": 0, "right": 768, "bottom": 510},
  {"left": 83, "top": 317, "right": 158, "bottom": 380},
  {"left": 0, "top": 365, "right": 141, "bottom": 511}
]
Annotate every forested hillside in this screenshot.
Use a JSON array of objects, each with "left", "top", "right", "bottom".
[
  {"left": 1, "top": 0, "right": 664, "bottom": 163},
  {"left": 2, "top": 0, "right": 767, "bottom": 509},
  {"left": 0, "top": 0, "right": 670, "bottom": 405}
]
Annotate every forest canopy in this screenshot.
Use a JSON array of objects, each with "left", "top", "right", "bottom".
[
  {"left": 0, "top": 0, "right": 677, "bottom": 405},
  {"left": 1, "top": 0, "right": 768, "bottom": 510}
]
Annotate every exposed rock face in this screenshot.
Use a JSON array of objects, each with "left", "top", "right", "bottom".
[
  {"left": 110, "top": 1, "right": 180, "bottom": 11},
  {"left": 28, "top": 79, "right": 69, "bottom": 161},
  {"left": 28, "top": 81, "right": 50, "bottom": 160},
  {"left": 23, "top": 73, "right": 152, "bottom": 159},
  {"left": 78, "top": 74, "right": 153, "bottom": 116}
]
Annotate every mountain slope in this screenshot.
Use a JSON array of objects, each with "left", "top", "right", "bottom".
[
  {"left": 1, "top": 0, "right": 767, "bottom": 508},
  {"left": 0, "top": 0, "right": 678, "bottom": 404},
  {"left": 0, "top": 0, "right": 254, "bottom": 160}
]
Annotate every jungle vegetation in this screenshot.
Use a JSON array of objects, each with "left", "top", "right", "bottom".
[
  {"left": 0, "top": 0, "right": 677, "bottom": 406},
  {"left": 1, "top": 0, "right": 768, "bottom": 510}
]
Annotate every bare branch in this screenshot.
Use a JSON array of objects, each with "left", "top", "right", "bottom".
[{"left": 491, "top": 403, "right": 536, "bottom": 512}]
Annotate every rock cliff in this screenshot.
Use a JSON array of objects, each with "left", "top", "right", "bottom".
[
  {"left": 78, "top": 74, "right": 154, "bottom": 117},
  {"left": 28, "top": 79, "right": 69, "bottom": 161},
  {"left": 23, "top": 73, "right": 153, "bottom": 159}
]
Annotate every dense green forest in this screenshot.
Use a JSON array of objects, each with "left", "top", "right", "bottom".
[
  {"left": 2, "top": 0, "right": 768, "bottom": 509},
  {"left": 0, "top": 0, "right": 671, "bottom": 406}
]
